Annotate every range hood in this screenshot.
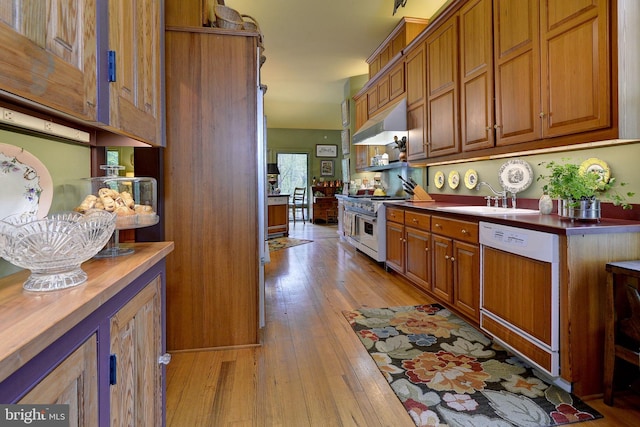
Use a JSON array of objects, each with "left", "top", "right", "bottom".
[{"left": 353, "top": 98, "right": 408, "bottom": 145}]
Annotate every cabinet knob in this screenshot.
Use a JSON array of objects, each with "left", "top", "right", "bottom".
[
  {"left": 486, "top": 126, "right": 492, "bottom": 131},
  {"left": 494, "top": 124, "right": 502, "bottom": 129},
  {"left": 539, "top": 112, "right": 546, "bottom": 118},
  {"left": 435, "top": 223, "right": 442, "bottom": 228},
  {"left": 445, "top": 255, "right": 450, "bottom": 260},
  {"left": 450, "top": 257, "right": 455, "bottom": 262},
  {"left": 461, "top": 229, "right": 468, "bottom": 235},
  {"left": 412, "top": 218, "right": 418, "bottom": 223},
  {"left": 158, "top": 353, "right": 172, "bottom": 365}
]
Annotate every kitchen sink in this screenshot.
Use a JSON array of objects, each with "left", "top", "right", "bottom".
[{"left": 436, "top": 205, "right": 540, "bottom": 215}]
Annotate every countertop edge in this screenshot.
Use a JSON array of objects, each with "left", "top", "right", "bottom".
[
  {"left": 384, "top": 201, "right": 640, "bottom": 235},
  {"left": 0, "top": 241, "right": 174, "bottom": 383}
]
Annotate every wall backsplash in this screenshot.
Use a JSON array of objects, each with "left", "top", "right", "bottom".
[{"left": 0, "top": 128, "right": 91, "bottom": 278}]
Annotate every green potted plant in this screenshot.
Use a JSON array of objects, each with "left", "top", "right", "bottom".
[{"left": 537, "top": 160, "right": 633, "bottom": 220}]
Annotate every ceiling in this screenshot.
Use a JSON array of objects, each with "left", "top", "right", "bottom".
[{"left": 226, "top": 0, "right": 449, "bottom": 130}]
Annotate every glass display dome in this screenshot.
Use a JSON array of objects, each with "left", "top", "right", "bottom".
[{"left": 74, "top": 165, "right": 158, "bottom": 257}]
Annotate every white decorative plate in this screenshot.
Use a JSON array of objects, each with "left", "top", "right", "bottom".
[
  {"left": 434, "top": 171, "right": 445, "bottom": 189},
  {"left": 579, "top": 158, "right": 610, "bottom": 183},
  {"left": 0, "top": 143, "right": 53, "bottom": 220},
  {"left": 464, "top": 169, "right": 478, "bottom": 189},
  {"left": 497, "top": 159, "right": 533, "bottom": 194},
  {"left": 448, "top": 170, "right": 460, "bottom": 189}
]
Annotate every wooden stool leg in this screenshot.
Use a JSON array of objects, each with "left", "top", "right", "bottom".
[{"left": 603, "top": 271, "right": 616, "bottom": 406}]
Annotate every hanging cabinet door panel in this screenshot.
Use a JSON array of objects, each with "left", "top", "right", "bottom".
[{"left": 0, "top": 0, "right": 98, "bottom": 121}]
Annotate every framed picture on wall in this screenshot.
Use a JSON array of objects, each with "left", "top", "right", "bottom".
[
  {"left": 316, "top": 144, "right": 338, "bottom": 158},
  {"left": 320, "top": 160, "right": 334, "bottom": 176},
  {"left": 341, "top": 100, "right": 350, "bottom": 127},
  {"left": 341, "top": 129, "right": 350, "bottom": 155}
]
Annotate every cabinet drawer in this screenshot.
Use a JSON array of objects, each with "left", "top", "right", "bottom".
[
  {"left": 405, "top": 211, "right": 430, "bottom": 231},
  {"left": 386, "top": 207, "right": 405, "bottom": 224},
  {"left": 431, "top": 216, "right": 478, "bottom": 243}
]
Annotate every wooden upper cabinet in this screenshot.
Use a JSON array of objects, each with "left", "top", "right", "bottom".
[
  {"left": 459, "top": 0, "right": 494, "bottom": 152},
  {"left": 540, "top": 0, "right": 610, "bottom": 138},
  {"left": 494, "top": 0, "right": 541, "bottom": 146},
  {"left": 426, "top": 15, "right": 460, "bottom": 157},
  {"left": 494, "top": 0, "right": 610, "bottom": 147},
  {"left": 0, "top": 0, "right": 98, "bottom": 121},
  {"left": 108, "top": 0, "right": 163, "bottom": 146},
  {"left": 366, "top": 85, "right": 378, "bottom": 117}
]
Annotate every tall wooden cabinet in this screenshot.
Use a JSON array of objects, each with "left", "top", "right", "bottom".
[{"left": 164, "top": 27, "right": 261, "bottom": 350}]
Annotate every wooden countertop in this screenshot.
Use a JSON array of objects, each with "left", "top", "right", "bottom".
[
  {"left": 385, "top": 201, "right": 640, "bottom": 235},
  {"left": 0, "top": 241, "right": 174, "bottom": 382}
]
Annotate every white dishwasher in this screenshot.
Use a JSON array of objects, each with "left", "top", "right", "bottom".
[{"left": 479, "top": 221, "right": 564, "bottom": 382}]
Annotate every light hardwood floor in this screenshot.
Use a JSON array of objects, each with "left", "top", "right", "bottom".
[{"left": 166, "top": 222, "right": 640, "bottom": 426}]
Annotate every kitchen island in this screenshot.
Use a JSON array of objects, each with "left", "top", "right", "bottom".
[
  {"left": 0, "top": 241, "right": 174, "bottom": 426},
  {"left": 382, "top": 200, "right": 640, "bottom": 398}
]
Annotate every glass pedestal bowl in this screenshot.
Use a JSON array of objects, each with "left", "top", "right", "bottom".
[{"left": 0, "top": 210, "right": 116, "bottom": 292}]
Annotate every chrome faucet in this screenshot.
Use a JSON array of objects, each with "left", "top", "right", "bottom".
[{"left": 476, "top": 181, "right": 509, "bottom": 208}]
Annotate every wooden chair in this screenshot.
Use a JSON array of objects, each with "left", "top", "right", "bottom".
[{"left": 290, "top": 187, "right": 307, "bottom": 224}]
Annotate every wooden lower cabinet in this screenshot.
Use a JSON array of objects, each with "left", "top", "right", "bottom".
[
  {"left": 0, "top": 258, "right": 167, "bottom": 427},
  {"left": 268, "top": 195, "right": 289, "bottom": 237},
  {"left": 19, "top": 335, "right": 98, "bottom": 426},
  {"left": 387, "top": 207, "right": 480, "bottom": 324},
  {"left": 110, "top": 276, "right": 162, "bottom": 426}
]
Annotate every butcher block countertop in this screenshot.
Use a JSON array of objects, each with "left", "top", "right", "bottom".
[
  {"left": 385, "top": 201, "right": 640, "bottom": 235},
  {"left": 0, "top": 241, "right": 174, "bottom": 383}
]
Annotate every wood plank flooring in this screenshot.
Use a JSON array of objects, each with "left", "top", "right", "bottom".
[{"left": 166, "top": 222, "right": 640, "bottom": 426}]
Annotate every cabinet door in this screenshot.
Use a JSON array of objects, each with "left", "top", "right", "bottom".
[
  {"left": 110, "top": 276, "right": 162, "bottom": 426},
  {"left": 386, "top": 222, "right": 405, "bottom": 274},
  {"left": 426, "top": 15, "right": 460, "bottom": 157},
  {"left": 431, "top": 234, "right": 453, "bottom": 303},
  {"left": 407, "top": 104, "right": 427, "bottom": 161},
  {"left": 108, "top": 0, "right": 162, "bottom": 146},
  {"left": 389, "top": 61, "right": 405, "bottom": 102},
  {"left": 366, "top": 86, "right": 378, "bottom": 117},
  {"left": 354, "top": 96, "right": 368, "bottom": 130},
  {"left": 19, "top": 335, "right": 98, "bottom": 426},
  {"left": 405, "top": 43, "right": 425, "bottom": 109},
  {"left": 0, "top": 1, "right": 97, "bottom": 121},
  {"left": 377, "top": 76, "right": 390, "bottom": 109},
  {"left": 459, "top": 0, "right": 494, "bottom": 152},
  {"left": 540, "top": 0, "right": 610, "bottom": 138},
  {"left": 494, "top": 0, "right": 541, "bottom": 146},
  {"left": 452, "top": 241, "right": 480, "bottom": 321},
  {"left": 405, "top": 227, "right": 431, "bottom": 291}
]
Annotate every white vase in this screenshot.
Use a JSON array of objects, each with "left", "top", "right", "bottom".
[{"left": 538, "top": 194, "right": 553, "bottom": 215}]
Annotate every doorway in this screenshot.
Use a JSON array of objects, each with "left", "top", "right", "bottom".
[{"left": 277, "top": 153, "right": 308, "bottom": 196}]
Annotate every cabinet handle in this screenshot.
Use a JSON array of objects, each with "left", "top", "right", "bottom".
[
  {"left": 461, "top": 229, "right": 468, "bottom": 235},
  {"left": 494, "top": 124, "right": 502, "bottom": 129},
  {"left": 486, "top": 126, "right": 492, "bottom": 131},
  {"left": 158, "top": 353, "right": 172, "bottom": 365},
  {"left": 450, "top": 257, "right": 455, "bottom": 262},
  {"left": 539, "top": 112, "right": 546, "bottom": 118},
  {"left": 425, "top": 247, "right": 429, "bottom": 252},
  {"left": 434, "top": 223, "right": 442, "bottom": 228},
  {"left": 412, "top": 218, "right": 418, "bottom": 223},
  {"left": 445, "top": 255, "right": 449, "bottom": 260}
]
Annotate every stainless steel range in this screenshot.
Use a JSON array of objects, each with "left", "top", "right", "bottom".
[{"left": 342, "top": 196, "right": 406, "bottom": 262}]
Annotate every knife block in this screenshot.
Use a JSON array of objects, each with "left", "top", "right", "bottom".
[{"left": 411, "top": 185, "right": 434, "bottom": 202}]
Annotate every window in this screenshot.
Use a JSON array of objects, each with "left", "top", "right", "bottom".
[{"left": 277, "top": 153, "right": 308, "bottom": 197}]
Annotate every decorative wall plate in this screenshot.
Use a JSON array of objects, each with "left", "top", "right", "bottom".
[
  {"left": 579, "top": 158, "right": 610, "bottom": 183},
  {"left": 0, "top": 143, "right": 53, "bottom": 220},
  {"left": 464, "top": 169, "right": 478, "bottom": 189},
  {"left": 434, "top": 171, "right": 445, "bottom": 189},
  {"left": 448, "top": 170, "right": 460, "bottom": 189},
  {"left": 497, "top": 159, "right": 533, "bottom": 194}
]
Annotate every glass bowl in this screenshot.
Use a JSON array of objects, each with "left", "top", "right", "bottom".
[{"left": 0, "top": 210, "right": 116, "bottom": 292}]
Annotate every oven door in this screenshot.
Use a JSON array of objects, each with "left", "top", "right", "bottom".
[{"left": 357, "top": 215, "right": 378, "bottom": 253}]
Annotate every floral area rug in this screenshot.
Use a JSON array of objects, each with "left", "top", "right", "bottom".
[
  {"left": 267, "top": 237, "right": 312, "bottom": 252},
  {"left": 343, "top": 304, "right": 603, "bottom": 427}
]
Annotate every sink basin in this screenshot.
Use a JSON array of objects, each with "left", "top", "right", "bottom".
[{"left": 436, "top": 206, "right": 540, "bottom": 215}]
